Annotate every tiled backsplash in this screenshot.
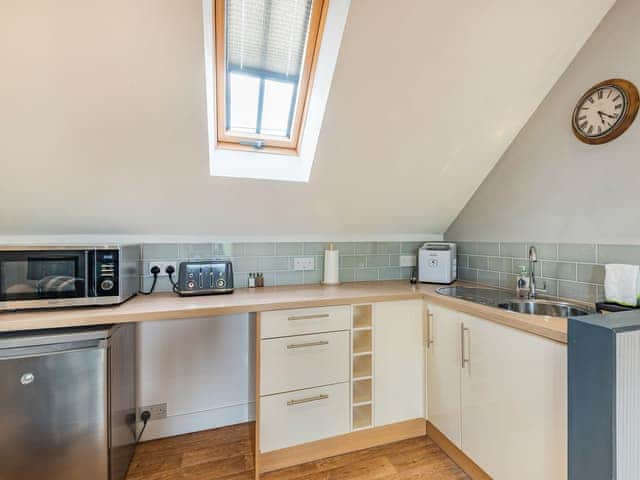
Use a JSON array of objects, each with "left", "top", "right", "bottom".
[
  {"left": 141, "top": 241, "right": 423, "bottom": 292},
  {"left": 455, "top": 241, "right": 640, "bottom": 303}
]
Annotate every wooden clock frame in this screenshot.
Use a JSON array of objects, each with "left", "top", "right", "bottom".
[{"left": 572, "top": 78, "right": 640, "bottom": 145}]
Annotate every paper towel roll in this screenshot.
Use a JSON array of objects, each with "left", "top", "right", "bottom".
[{"left": 323, "top": 244, "right": 340, "bottom": 285}]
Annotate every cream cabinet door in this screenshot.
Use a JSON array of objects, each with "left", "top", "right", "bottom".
[
  {"left": 373, "top": 300, "right": 425, "bottom": 426},
  {"left": 426, "top": 303, "right": 462, "bottom": 447},
  {"left": 460, "top": 313, "right": 567, "bottom": 480}
]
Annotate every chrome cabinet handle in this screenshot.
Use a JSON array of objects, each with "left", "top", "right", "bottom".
[
  {"left": 287, "top": 394, "right": 329, "bottom": 406},
  {"left": 288, "top": 314, "right": 330, "bottom": 321},
  {"left": 427, "top": 312, "right": 434, "bottom": 347},
  {"left": 461, "top": 323, "right": 470, "bottom": 368},
  {"left": 286, "top": 340, "right": 329, "bottom": 349}
]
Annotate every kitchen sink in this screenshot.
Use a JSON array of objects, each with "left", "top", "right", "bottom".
[
  {"left": 497, "top": 299, "right": 594, "bottom": 317},
  {"left": 436, "top": 286, "right": 595, "bottom": 318}
]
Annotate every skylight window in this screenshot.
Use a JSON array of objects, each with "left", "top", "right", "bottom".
[{"left": 214, "top": 0, "right": 327, "bottom": 154}]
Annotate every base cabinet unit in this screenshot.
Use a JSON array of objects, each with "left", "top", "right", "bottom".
[
  {"left": 426, "top": 304, "right": 567, "bottom": 480},
  {"left": 257, "top": 300, "right": 427, "bottom": 473},
  {"left": 373, "top": 300, "right": 425, "bottom": 427},
  {"left": 426, "top": 304, "right": 463, "bottom": 447}
]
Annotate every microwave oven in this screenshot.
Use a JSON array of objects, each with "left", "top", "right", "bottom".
[{"left": 0, "top": 245, "right": 140, "bottom": 311}]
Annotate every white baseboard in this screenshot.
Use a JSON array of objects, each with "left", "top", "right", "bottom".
[{"left": 140, "top": 401, "right": 256, "bottom": 442}]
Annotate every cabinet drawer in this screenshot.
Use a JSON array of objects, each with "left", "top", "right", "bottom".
[
  {"left": 260, "top": 331, "right": 350, "bottom": 396},
  {"left": 260, "top": 382, "right": 350, "bottom": 453},
  {"left": 260, "top": 306, "right": 350, "bottom": 339}
]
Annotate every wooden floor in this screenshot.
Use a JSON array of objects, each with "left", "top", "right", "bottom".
[{"left": 126, "top": 423, "right": 470, "bottom": 480}]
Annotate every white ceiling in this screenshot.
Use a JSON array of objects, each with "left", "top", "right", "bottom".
[{"left": 0, "top": 0, "right": 615, "bottom": 239}]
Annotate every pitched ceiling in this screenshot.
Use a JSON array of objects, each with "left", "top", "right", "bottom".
[{"left": 0, "top": 0, "right": 615, "bottom": 238}]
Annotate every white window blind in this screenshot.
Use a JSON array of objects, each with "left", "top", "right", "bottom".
[{"left": 222, "top": 0, "right": 315, "bottom": 141}]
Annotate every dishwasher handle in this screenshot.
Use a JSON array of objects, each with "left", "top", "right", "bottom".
[{"left": 0, "top": 339, "right": 107, "bottom": 360}]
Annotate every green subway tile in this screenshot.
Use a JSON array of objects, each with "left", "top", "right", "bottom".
[
  {"left": 303, "top": 270, "right": 322, "bottom": 284},
  {"left": 401, "top": 242, "right": 424, "bottom": 254},
  {"left": 558, "top": 244, "right": 596, "bottom": 263},
  {"left": 258, "top": 256, "right": 291, "bottom": 271},
  {"left": 356, "top": 242, "right": 400, "bottom": 255},
  {"left": 366, "top": 255, "right": 390, "bottom": 268},
  {"left": 355, "top": 269, "right": 379, "bottom": 281},
  {"left": 457, "top": 255, "right": 469, "bottom": 268},
  {"left": 340, "top": 255, "right": 366, "bottom": 269},
  {"left": 315, "top": 256, "right": 324, "bottom": 271},
  {"left": 527, "top": 243, "right": 558, "bottom": 261},
  {"left": 468, "top": 256, "right": 489, "bottom": 270},
  {"left": 379, "top": 267, "right": 405, "bottom": 280},
  {"left": 457, "top": 242, "right": 477, "bottom": 255},
  {"left": 476, "top": 242, "right": 499, "bottom": 256},
  {"left": 275, "top": 271, "right": 303, "bottom": 286},
  {"left": 538, "top": 277, "right": 558, "bottom": 297},
  {"left": 242, "top": 243, "right": 276, "bottom": 256},
  {"left": 459, "top": 268, "right": 478, "bottom": 282},
  {"left": 389, "top": 255, "right": 401, "bottom": 267},
  {"left": 339, "top": 269, "right": 355, "bottom": 283},
  {"left": 477, "top": 270, "right": 499, "bottom": 287},
  {"left": 334, "top": 242, "right": 357, "bottom": 255},
  {"left": 142, "top": 243, "right": 179, "bottom": 260},
  {"left": 487, "top": 257, "right": 512, "bottom": 273},
  {"left": 541, "top": 261, "right": 577, "bottom": 281},
  {"left": 577, "top": 264, "right": 605, "bottom": 285},
  {"left": 179, "top": 243, "right": 213, "bottom": 259},
  {"left": 597, "top": 286, "right": 606, "bottom": 303},
  {"left": 512, "top": 259, "right": 541, "bottom": 276},
  {"left": 303, "top": 242, "right": 327, "bottom": 255},
  {"left": 597, "top": 244, "right": 640, "bottom": 264},
  {"left": 558, "top": 281, "right": 597, "bottom": 303},
  {"left": 500, "top": 243, "right": 527, "bottom": 258},
  {"left": 212, "top": 243, "right": 235, "bottom": 257},
  {"left": 499, "top": 273, "right": 517, "bottom": 291},
  {"left": 275, "top": 242, "right": 303, "bottom": 256},
  {"left": 232, "top": 257, "right": 259, "bottom": 273}
]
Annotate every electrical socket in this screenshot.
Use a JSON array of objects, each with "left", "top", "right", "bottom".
[
  {"left": 293, "top": 257, "right": 315, "bottom": 271},
  {"left": 148, "top": 262, "right": 177, "bottom": 277},
  {"left": 399, "top": 255, "right": 417, "bottom": 267},
  {"left": 139, "top": 403, "right": 167, "bottom": 421}
]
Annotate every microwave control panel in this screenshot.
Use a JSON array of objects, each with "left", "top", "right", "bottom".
[{"left": 96, "top": 250, "right": 119, "bottom": 296}]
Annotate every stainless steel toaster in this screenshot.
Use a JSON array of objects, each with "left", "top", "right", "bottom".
[{"left": 175, "top": 260, "right": 234, "bottom": 296}]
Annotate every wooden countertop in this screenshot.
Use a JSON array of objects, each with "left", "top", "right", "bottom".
[{"left": 0, "top": 281, "right": 568, "bottom": 343}]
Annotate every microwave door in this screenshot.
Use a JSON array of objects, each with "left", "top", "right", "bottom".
[{"left": 0, "top": 251, "right": 88, "bottom": 302}]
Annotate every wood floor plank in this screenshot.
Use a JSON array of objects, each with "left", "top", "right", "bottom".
[{"left": 126, "top": 423, "right": 469, "bottom": 480}]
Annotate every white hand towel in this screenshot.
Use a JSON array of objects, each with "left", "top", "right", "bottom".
[{"left": 605, "top": 264, "right": 640, "bottom": 307}]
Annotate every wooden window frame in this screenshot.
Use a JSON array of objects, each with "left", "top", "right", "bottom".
[{"left": 214, "top": 0, "right": 329, "bottom": 156}]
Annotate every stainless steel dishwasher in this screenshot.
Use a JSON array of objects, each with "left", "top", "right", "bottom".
[{"left": 0, "top": 324, "right": 136, "bottom": 480}]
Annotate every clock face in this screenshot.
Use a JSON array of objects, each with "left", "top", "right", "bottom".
[{"left": 573, "top": 85, "right": 627, "bottom": 138}]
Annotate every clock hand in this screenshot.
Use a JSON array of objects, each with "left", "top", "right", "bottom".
[
  {"left": 597, "top": 111, "right": 606, "bottom": 124},
  {"left": 601, "top": 112, "right": 618, "bottom": 119}
]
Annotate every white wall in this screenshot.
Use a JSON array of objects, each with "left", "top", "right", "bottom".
[
  {"left": 0, "top": 0, "right": 614, "bottom": 238},
  {"left": 446, "top": 0, "right": 640, "bottom": 244},
  {"left": 137, "top": 314, "right": 255, "bottom": 440}
]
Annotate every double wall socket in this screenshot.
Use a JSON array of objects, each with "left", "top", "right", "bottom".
[
  {"left": 293, "top": 257, "right": 315, "bottom": 271},
  {"left": 148, "top": 262, "right": 177, "bottom": 276},
  {"left": 139, "top": 403, "right": 167, "bottom": 421}
]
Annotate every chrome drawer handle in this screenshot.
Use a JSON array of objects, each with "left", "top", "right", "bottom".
[
  {"left": 288, "top": 314, "right": 330, "bottom": 321},
  {"left": 287, "top": 394, "right": 329, "bottom": 406},
  {"left": 286, "top": 340, "right": 329, "bottom": 349}
]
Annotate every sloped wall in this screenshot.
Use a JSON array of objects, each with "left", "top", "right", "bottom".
[{"left": 446, "top": 0, "right": 640, "bottom": 245}]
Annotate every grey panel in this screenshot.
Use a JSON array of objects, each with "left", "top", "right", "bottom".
[{"left": 568, "top": 318, "right": 616, "bottom": 480}]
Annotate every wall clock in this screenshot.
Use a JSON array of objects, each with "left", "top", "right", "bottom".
[{"left": 572, "top": 78, "right": 639, "bottom": 144}]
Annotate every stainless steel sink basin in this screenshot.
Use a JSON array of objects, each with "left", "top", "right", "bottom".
[{"left": 497, "top": 299, "right": 594, "bottom": 317}]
